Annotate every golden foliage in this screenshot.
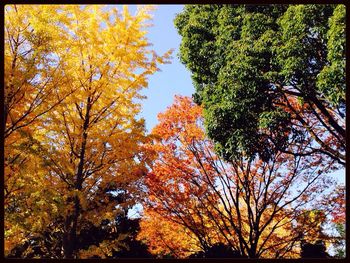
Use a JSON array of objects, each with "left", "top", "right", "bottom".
[{"left": 4, "top": 5, "right": 170, "bottom": 258}]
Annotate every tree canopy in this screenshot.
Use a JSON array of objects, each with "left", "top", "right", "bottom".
[
  {"left": 4, "top": 5, "right": 170, "bottom": 258},
  {"left": 174, "top": 4, "right": 345, "bottom": 164},
  {"left": 138, "top": 96, "right": 343, "bottom": 258},
  {"left": 4, "top": 4, "right": 345, "bottom": 259}
]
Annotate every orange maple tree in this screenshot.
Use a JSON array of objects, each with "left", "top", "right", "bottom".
[{"left": 139, "top": 96, "right": 343, "bottom": 258}]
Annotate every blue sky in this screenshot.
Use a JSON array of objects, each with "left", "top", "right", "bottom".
[{"left": 131, "top": 5, "right": 194, "bottom": 133}]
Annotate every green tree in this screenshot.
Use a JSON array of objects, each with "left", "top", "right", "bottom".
[
  {"left": 332, "top": 223, "right": 345, "bottom": 258},
  {"left": 174, "top": 5, "right": 345, "bottom": 165}
]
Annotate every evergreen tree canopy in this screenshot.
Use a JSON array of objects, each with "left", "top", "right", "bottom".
[{"left": 175, "top": 4, "right": 345, "bottom": 163}]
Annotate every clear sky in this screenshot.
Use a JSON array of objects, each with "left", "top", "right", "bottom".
[{"left": 132, "top": 5, "right": 194, "bottom": 133}]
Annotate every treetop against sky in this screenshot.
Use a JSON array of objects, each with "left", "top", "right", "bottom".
[{"left": 4, "top": 4, "right": 345, "bottom": 259}]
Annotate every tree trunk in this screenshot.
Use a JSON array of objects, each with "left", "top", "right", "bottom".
[
  {"left": 62, "top": 96, "right": 91, "bottom": 258},
  {"left": 63, "top": 202, "right": 76, "bottom": 259}
]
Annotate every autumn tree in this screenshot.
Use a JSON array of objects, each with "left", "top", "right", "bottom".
[
  {"left": 4, "top": 5, "right": 171, "bottom": 258},
  {"left": 174, "top": 5, "right": 345, "bottom": 165},
  {"left": 4, "top": 5, "right": 72, "bottom": 140},
  {"left": 325, "top": 185, "right": 345, "bottom": 225},
  {"left": 319, "top": 185, "right": 346, "bottom": 258},
  {"left": 138, "top": 209, "right": 202, "bottom": 258},
  {"left": 6, "top": 191, "right": 153, "bottom": 259},
  {"left": 4, "top": 5, "right": 77, "bottom": 254},
  {"left": 4, "top": 4, "right": 72, "bottom": 208},
  {"left": 139, "top": 96, "right": 342, "bottom": 258}
]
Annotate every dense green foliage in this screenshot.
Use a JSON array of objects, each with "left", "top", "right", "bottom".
[{"left": 175, "top": 4, "right": 345, "bottom": 163}]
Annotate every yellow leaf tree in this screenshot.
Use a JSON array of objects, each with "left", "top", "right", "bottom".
[
  {"left": 4, "top": 5, "right": 75, "bottom": 255},
  {"left": 4, "top": 5, "right": 171, "bottom": 258}
]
